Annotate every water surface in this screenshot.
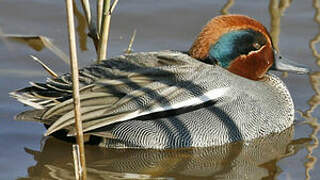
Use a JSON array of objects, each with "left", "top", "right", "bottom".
[{"left": 0, "top": 0, "right": 319, "bottom": 179}]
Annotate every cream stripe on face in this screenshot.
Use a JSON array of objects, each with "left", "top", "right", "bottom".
[{"left": 247, "top": 45, "right": 266, "bottom": 56}]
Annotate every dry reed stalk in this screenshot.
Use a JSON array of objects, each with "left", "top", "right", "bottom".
[
  {"left": 72, "top": 145, "right": 81, "bottom": 180},
  {"left": 97, "top": 0, "right": 111, "bottom": 62},
  {"left": 97, "top": 0, "right": 104, "bottom": 35},
  {"left": 80, "top": 0, "right": 99, "bottom": 51},
  {"left": 97, "top": 0, "right": 119, "bottom": 63},
  {"left": 65, "top": 0, "right": 87, "bottom": 179},
  {"left": 125, "top": 29, "right": 136, "bottom": 54},
  {"left": 80, "top": 0, "right": 91, "bottom": 25},
  {"left": 0, "top": 27, "right": 8, "bottom": 45},
  {"left": 97, "top": 0, "right": 118, "bottom": 36},
  {"left": 5, "top": 35, "right": 70, "bottom": 64},
  {"left": 110, "top": 0, "right": 119, "bottom": 14},
  {"left": 220, "top": 0, "right": 234, "bottom": 15},
  {"left": 29, "top": 55, "right": 58, "bottom": 78}
]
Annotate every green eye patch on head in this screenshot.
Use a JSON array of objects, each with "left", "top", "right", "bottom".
[{"left": 209, "top": 29, "right": 267, "bottom": 68}]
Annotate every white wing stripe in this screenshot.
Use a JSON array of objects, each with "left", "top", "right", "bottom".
[
  {"left": 80, "top": 87, "right": 230, "bottom": 133},
  {"left": 116, "top": 87, "right": 229, "bottom": 122}
]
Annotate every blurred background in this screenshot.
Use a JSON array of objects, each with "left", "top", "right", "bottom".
[{"left": 0, "top": 0, "right": 319, "bottom": 179}]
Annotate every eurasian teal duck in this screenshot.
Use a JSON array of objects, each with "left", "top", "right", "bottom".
[{"left": 11, "top": 15, "right": 309, "bottom": 149}]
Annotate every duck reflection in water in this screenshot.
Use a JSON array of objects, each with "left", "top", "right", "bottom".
[{"left": 21, "top": 127, "right": 312, "bottom": 180}]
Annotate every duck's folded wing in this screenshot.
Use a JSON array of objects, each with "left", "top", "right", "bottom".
[
  {"left": 45, "top": 65, "right": 230, "bottom": 136},
  {"left": 10, "top": 51, "right": 194, "bottom": 109}
]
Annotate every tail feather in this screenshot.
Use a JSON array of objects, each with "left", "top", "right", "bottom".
[
  {"left": 15, "top": 109, "right": 47, "bottom": 122},
  {"left": 10, "top": 80, "right": 71, "bottom": 109}
]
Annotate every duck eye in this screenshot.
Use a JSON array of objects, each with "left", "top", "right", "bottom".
[{"left": 253, "top": 42, "right": 261, "bottom": 50}]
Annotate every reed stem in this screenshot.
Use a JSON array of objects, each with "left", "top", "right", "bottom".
[
  {"left": 110, "top": 0, "right": 119, "bottom": 14},
  {"left": 80, "top": 0, "right": 99, "bottom": 52},
  {"left": 80, "top": 0, "right": 91, "bottom": 26},
  {"left": 29, "top": 55, "right": 58, "bottom": 78},
  {"left": 97, "top": 0, "right": 111, "bottom": 62},
  {"left": 97, "top": 0, "right": 104, "bottom": 35},
  {"left": 65, "top": 0, "right": 87, "bottom": 179},
  {"left": 125, "top": 29, "right": 136, "bottom": 54},
  {"left": 72, "top": 145, "right": 81, "bottom": 180}
]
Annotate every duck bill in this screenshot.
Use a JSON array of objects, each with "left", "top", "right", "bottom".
[{"left": 270, "top": 51, "right": 310, "bottom": 74}]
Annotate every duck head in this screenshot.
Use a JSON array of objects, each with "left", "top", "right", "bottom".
[{"left": 189, "top": 14, "right": 310, "bottom": 81}]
